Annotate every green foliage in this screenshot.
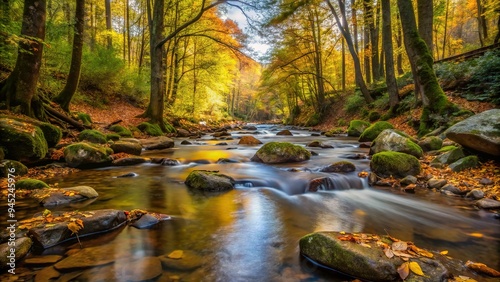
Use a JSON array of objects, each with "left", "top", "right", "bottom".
[
  {"left": 77, "top": 113, "right": 92, "bottom": 127},
  {"left": 106, "top": 133, "right": 121, "bottom": 141},
  {"left": 368, "top": 111, "right": 381, "bottom": 122},
  {"left": 138, "top": 122, "right": 163, "bottom": 136},
  {"left": 344, "top": 92, "right": 365, "bottom": 114},
  {"left": 396, "top": 72, "right": 414, "bottom": 88},
  {"left": 372, "top": 93, "right": 390, "bottom": 110},
  {"left": 163, "top": 120, "right": 177, "bottom": 134},
  {"left": 109, "top": 125, "right": 132, "bottom": 137},
  {"left": 117, "top": 68, "right": 150, "bottom": 106},
  {"left": 306, "top": 113, "right": 321, "bottom": 126},
  {"left": 80, "top": 47, "right": 124, "bottom": 96},
  {"left": 78, "top": 129, "right": 107, "bottom": 144},
  {"left": 337, "top": 118, "right": 347, "bottom": 127}
]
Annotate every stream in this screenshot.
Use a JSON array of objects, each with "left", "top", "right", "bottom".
[{"left": 2, "top": 124, "right": 500, "bottom": 281}]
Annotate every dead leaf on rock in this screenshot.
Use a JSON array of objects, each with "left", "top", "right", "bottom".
[
  {"left": 397, "top": 262, "right": 410, "bottom": 280},
  {"left": 465, "top": 260, "right": 500, "bottom": 277},
  {"left": 167, "top": 250, "right": 184, "bottom": 259},
  {"left": 440, "top": 250, "right": 449, "bottom": 255},
  {"left": 409, "top": 261, "right": 424, "bottom": 276},
  {"left": 392, "top": 241, "right": 408, "bottom": 251},
  {"left": 384, "top": 248, "right": 394, "bottom": 259}
]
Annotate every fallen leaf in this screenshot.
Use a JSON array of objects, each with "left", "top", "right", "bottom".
[
  {"left": 167, "top": 250, "right": 184, "bottom": 259},
  {"left": 440, "top": 250, "right": 449, "bottom": 255},
  {"left": 360, "top": 243, "right": 371, "bottom": 248},
  {"left": 409, "top": 261, "right": 424, "bottom": 276},
  {"left": 393, "top": 250, "right": 414, "bottom": 258},
  {"left": 467, "top": 233, "right": 483, "bottom": 238},
  {"left": 397, "top": 262, "right": 409, "bottom": 280},
  {"left": 392, "top": 241, "right": 408, "bottom": 251},
  {"left": 384, "top": 248, "right": 394, "bottom": 258},
  {"left": 465, "top": 260, "right": 500, "bottom": 277}
]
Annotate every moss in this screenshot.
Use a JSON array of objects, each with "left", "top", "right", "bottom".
[
  {"left": 78, "top": 129, "right": 107, "bottom": 144},
  {"left": 37, "top": 122, "right": 62, "bottom": 147},
  {"left": 106, "top": 133, "right": 121, "bottom": 141},
  {"left": 438, "top": 145, "right": 457, "bottom": 152},
  {"left": 347, "top": 120, "right": 370, "bottom": 137},
  {"left": 16, "top": 178, "right": 50, "bottom": 190},
  {"left": 370, "top": 151, "right": 421, "bottom": 178},
  {"left": 253, "top": 142, "right": 311, "bottom": 164},
  {"left": 0, "top": 160, "right": 28, "bottom": 177},
  {"left": 325, "top": 128, "right": 344, "bottom": 137},
  {"left": 138, "top": 122, "right": 163, "bottom": 136},
  {"left": 64, "top": 142, "right": 113, "bottom": 168},
  {"left": 163, "top": 120, "right": 177, "bottom": 134},
  {"left": 359, "top": 121, "right": 394, "bottom": 142},
  {"left": 449, "top": 156, "right": 479, "bottom": 172},
  {"left": 0, "top": 118, "right": 48, "bottom": 161},
  {"left": 109, "top": 125, "right": 133, "bottom": 137},
  {"left": 77, "top": 112, "right": 92, "bottom": 126},
  {"left": 185, "top": 170, "right": 235, "bottom": 192},
  {"left": 405, "top": 139, "right": 424, "bottom": 158},
  {"left": 368, "top": 111, "right": 381, "bottom": 122}
]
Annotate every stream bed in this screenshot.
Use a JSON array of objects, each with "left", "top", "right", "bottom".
[{"left": 2, "top": 125, "right": 499, "bottom": 281}]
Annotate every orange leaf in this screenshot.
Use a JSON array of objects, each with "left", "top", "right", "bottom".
[
  {"left": 392, "top": 241, "right": 408, "bottom": 251},
  {"left": 465, "top": 261, "right": 500, "bottom": 277},
  {"left": 397, "top": 262, "right": 410, "bottom": 280}
]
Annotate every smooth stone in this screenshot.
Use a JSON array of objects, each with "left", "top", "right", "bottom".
[
  {"left": 116, "top": 172, "right": 138, "bottom": 178},
  {"left": 140, "top": 136, "right": 175, "bottom": 150},
  {"left": 54, "top": 245, "right": 117, "bottom": 271},
  {"left": 428, "top": 179, "right": 447, "bottom": 189},
  {"left": 161, "top": 158, "right": 181, "bottom": 166},
  {"left": 131, "top": 214, "right": 159, "bottom": 229},
  {"left": 276, "top": 130, "right": 293, "bottom": 136},
  {"left": 25, "top": 255, "right": 63, "bottom": 265},
  {"left": 440, "top": 184, "right": 463, "bottom": 195},
  {"left": 180, "top": 140, "right": 192, "bottom": 145},
  {"left": 465, "top": 189, "right": 484, "bottom": 200},
  {"left": 112, "top": 157, "right": 149, "bottom": 166},
  {"left": 0, "top": 237, "right": 32, "bottom": 269},
  {"left": 238, "top": 135, "right": 263, "bottom": 145},
  {"left": 401, "top": 175, "right": 418, "bottom": 185},
  {"left": 479, "top": 178, "right": 493, "bottom": 185},
  {"left": 475, "top": 198, "right": 500, "bottom": 209},
  {"left": 35, "top": 266, "right": 61, "bottom": 282},
  {"left": 117, "top": 257, "right": 163, "bottom": 281}
]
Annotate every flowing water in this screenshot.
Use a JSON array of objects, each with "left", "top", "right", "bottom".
[{"left": 2, "top": 125, "right": 499, "bottom": 281}]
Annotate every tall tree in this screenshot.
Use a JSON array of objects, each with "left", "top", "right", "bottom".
[
  {"left": 397, "top": 0, "right": 455, "bottom": 135},
  {"left": 417, "top": 0, "right": 433, "bottom": 56},
  {"left": 363, "top": 0, "right": 372, "bottom": 83},
  {"left": 105, "top": 0, "right": 112, "bottom": 48},
  {"left": 476, "top": 0, "right": 488, "bottom": 46},
  {"left": 53, "top": 0, "right": 85, "bottom": 112},
  {"left": 381, "top": 0, "right": 398, "bottom": 110},
  {"left": 0, "top": 0, "right": 47, "bottom": 118}
]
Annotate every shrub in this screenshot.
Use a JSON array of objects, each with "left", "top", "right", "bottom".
[
  {"left": 344, "top": 92, "right": 365, "bottom": 114},
  {"left": 368, "top": 111, "right": 381, "bottom": 122}
]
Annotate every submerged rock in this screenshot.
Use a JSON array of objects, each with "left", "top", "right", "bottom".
[
  {"left": 320, "top": 161, "right": 356, "bottom": 173},
  {"left": 159, "top": 250, "right": 204, "bottom": 271},
  {"left": 29, "top": 186, "right": 98, "bottom": 207},
  {"left": 140, "top": 136, "right": 175, "bottom": 150},
  {"left": 64, "top": 142, "right": 113, "bottom": 168},
  {"left": 185, "top": 170, "right": 235, "bottom": 192},
  {"left": 112, "top": 156, "right": 149, "bottom": 166},
  {"left": 251, "top": 142, "right": 311, "bottom": 164},
  {"left": 238, "top": 135, "right": 263, "bottom": 145},
  {"left": 0, "top": 237, "right": 32, "bottom": 269}
]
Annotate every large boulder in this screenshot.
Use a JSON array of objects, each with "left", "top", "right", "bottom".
[
  {"left": 418, "top": 136, "right": 443, "bottom": 152},
  {"left": 185, "top": 170, "right": 235, "bottom": 192},
  {"left": 27, "top": 209, "right": 127, "bottom": 248},
  {"left": 29, "top": 186, "right": 98, "bottom": 207},
  {"left": 347, "top": 120, "right": 371, "bottom": 137},
  {"left": 251, "top": 142, "right": 311, "bottom": 164},
  {"left": 0, "top": 114, "right": 62, "bottom": 147},
  {"left": 370, "top": 152, "right": 421, "bottom": 178},
  {"left": 0, "top": 118, "right": 48, "bottom": 161},
  {"left": 238, "top": 136, "right": 262, "bottom": 145},
  {"left": 78, "top": 129, "right": 107, "bottom": 144},
  {"left": 299, "top": 232, "right": 448, "bottom": 282},
  {"left": 0, "top": 237, "right": 32, "bottom": 270},
  {"left": 370, "top": 129, "right": 423, "bottom": 158},
  {"left": 431, "top": 147, "right": 465, "bottom": 165},
  {"left": 445, "top": 109, "right": 500, "bottom": 156},
  {"left": 0, "top": 160, "right": 28, "bottom": 177},
  {"left": 64, "top": 142, "right": 113, "bottom": 168},
  {"left": 359, "top": 121, "right": 394, "bottom": 142},
  {"left": 140, "top": 136, "right": 174, "bottom": 150},
  {"left": 110, "top": 140, "right": 142, "bottom": 155}
]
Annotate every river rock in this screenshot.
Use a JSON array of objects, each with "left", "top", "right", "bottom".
[
  {"left": 35, "top": 266, "right": 61, "bottom": 282},
  {"left": 78, "top": 129, "right": 107, "bottom": 144},
  {"left": 176, "top": 128, "right": 191, "bottom": 137},
  {"left": 0, "top": 237, "right": 32, "bottom": 269},
  {"left": 181, "top": 140, "right": 193, "bottom": 145},
  {"left": 370, "top": 152, "right": 421, "bottom": 178},
  {"left": 347, "top": 120, "right": 371, "bottom": 137},
  {"left": 440, "top": 184, "right": 463, "bottom": 195},
  {"left": 185, "top": 170, "right": 235, "bottom": 192},
  {"left": 479, "top": 178, "right": 493, "bottom": 185},
  {"left": 161, "top": 158, "right": 181, "bottom": 166},
  {"left": 277, "top": 129, "right": 293, "bottom": 136},
  {"left": 449, "top": 156, "right": 479, "bottom": 172},
  {"left": 418, "top": 136, "right": 443, "bottom": 152},
  {"left": 243, "top": 125, "right": 258, "bottom": 130},
  {"left": 358, "top": 121, "right": 394, "bottom": 142},
  {"left": 251, "top": 142, "right": 311, "bottom": 164},
  {"left": 112, "top": 156, "right": 149, "bottom": 166},
  {"left": 64, "top": 142, "right": 113, "bottom": 168},
  {"left": 119, "top": 257, "right": 163, "bottom": 281},
  {"left": 475, "top": 198, "right": 500, "bottom": 209},
  {"left": 320, "top": 161, "right": 356, "bottom": 173},
  {"left": 428, "top": 179, "right": 447, "bottom": 189},
  {"left": 15, "top": 178, "right": 50, "bottom": 190},
  {"left": 238, "top": 135, "right": 262, "bottom": 145},
  {"left": 54, "top": 245, "right": 118, "bottom": 271},
  {"left": 25, "top": 255, "right": 63, "bottom": 265},
  {"left": 130, "top": 212, "right": 170, "bottom": 229},
  {"left": 0, "top": 118, "right": 48, "bottom": 161},
  {"left": 213, "top": 131, "right": 231, "bottom": 137},
  {"left": 28, "top": 209, "right": 127, "bottom": 248},
  {"left": 160, "top": 250, "right": 204, "bottom": 271},
  {"left": 401, "top": 175, "right": 418, "bottom": 185},
  {"left": 431, "top": 147, "right": 465, "bottom": 165},
  {"left": 445, "top": 109, "right": 500, "bottom": 156},
  {"left": 30, "top": 186, "right": 98, "bottom": 207},
  {"left": 307, "top": 141, "right": 334, "bottom": 148},
  {"left": 465, "top": 189, "right": 484, "bottom": 200},
  {"left": 140, "top": 136, "right": 175, "bottom": 150},
  {"left": 110, "top": 140, "right": 142, "bottom": 156},
  {"left": 369, "top": 129, "right": 423, "bottom": 158},
  {"left": 0, "top": 160, "right": 28, "bottom": 177},
  {"left": 299, "top": 231, "right": 448, "bottom": 282}
]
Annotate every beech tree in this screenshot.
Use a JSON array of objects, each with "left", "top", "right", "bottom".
[{"left": 381, "top": 0, "right": 398, "bottom": 110}]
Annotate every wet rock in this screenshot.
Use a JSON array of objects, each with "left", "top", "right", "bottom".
[
  {"left": 64, "top": 142, "right": 113, "bottom": 168},
  {"left": 369, "top": 129, "right": 423, "bottom": 158},
  {"left": 118, "top": 257, "right": 163, "bottom": 281},
  {"left": 401, "top": 175, "right": 418, "bottom": 185},
  {"left": 112, "top": 156, "right": 149, "bottom": 166},
  {"left": 299, "top": 231, "right": 448, "bottom": 282},
  {"left": 479, "top": 178, "right": 493, "bottom": 185},
  {"left": 161, "top": 158, "right": 181, "bottom": 166},
  {"left": 370, "top": 152, "right": 421, "bottom": 178},
  {"left": 160, "top": 250, "right": 204, "bottom": 271},
  {"left": 475, "top": 198, "right": 500, "bottom": 209},
  {"left": 276, "top": 130, "right": 293, "bottom": 136},
  {"left": 340, "top": 153, "right": 366, "bottom": 160},
  {"left": 347, "top": 120, "right": 370, "bottom": 137},
  {"left": 251, "top": 142, "right": 311, "bottom": 164},
  {"left": 216, "top": 158, "right": 240, "bottom": 164},
  {"left": 176, "top": 128, "right": 191, "bottom": 137},
  {"left": 311, "top": 133, "right": 321, "bottom": 137},
  {"left": 242, "top": 125, "right": 257, "bottom": 130},
  {"left": 449, "top": 156, "right": 479, "bottom": 172},
  {"left": 0, "top": 237, "right": 32, "bottom": 269},
  {"left": 54, "top": 245, "right": 117, "bottom": 271},
  {"left": 140, "top": 136, "right": 175, "bottom": 150},
  {"left": 428, "top": 179, "right": 447, "bottom": 189},
  {"left": 25, "top": 255, "right": 63, "bottom": 265},
  {"left": 359, "top": 142, "right": 371, "bottom": 148},
  {"left": 116, "top": 172, "right": 138, "bottom": 178},
  {"left": 307, "top": 141, "right": 333, "bottom": 148},
  {"left": 213, "top": 131, "right": 231, "bottom": 137},
  {"left": 185, "top": 170, "right": 235, "bottom": 192},
  {"left": 110, "top": 140, "right": 142, "bottom": 156},
  {"left": 28, "top": 209, "right": 127, "bottom": 249},
  {"left": 320, "top": 161, "right": 356, "bottom": 173},
  {"left": 130, "top": 213, "right": 170, "bottom": 229},
  {"left": 181, "top": 140, "right": 193, "bottom": 145},
  {"left": 440, "top": 184, "right": 463, "bottom": 195},
  {"left": 238, "top": 135, "right": 263, "bottom": 145},
  {"left": 30, "top": 186, "right": 98, "bottom": 207},
  {"left": 465, "top": 189, "right": 484, "bottom": 200},
  {"left": 431, "top": 147, "right": 465, "bottom": 165},
  {"left": 0, "top": 160, "right": 28, "bottom": 177},
  {"left": 358, "top": 121, "right": 394, "bottom": 142},
  {"left": 445, "top": 109, "right": 500, "bottom": 156},
  {"left": 215, "top": 142, "right": 228, "bottom": 146},
  {"left": 368, "top": 172, "right": 378, "bottom": 186},
  {"left": 418, "top": 136, "right": 443, "bottom": 152},
  {"left": 309, "top": 150, "right": 319, "bottom": 156},
  {"left": 35, "top": 266, "right": 61, "bottom": 282}
]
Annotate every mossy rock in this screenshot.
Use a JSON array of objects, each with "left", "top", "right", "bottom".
[
  {"left": 106, "top": 133, "right": 121, "bottom": 141},
  {"left": 109, "top": 125, "right": 133, "bottom": 137},
  {"left": 359, "top": 121, "right": 394, "bottom": 142},
  {"left": 0, "top": 147, "right": 4, "bottom": 161},
  {"left": 0, "top": 160, "right": 28, "bottom": 177},
  {"left": 418, "top": 136, "right": 443, "bottom": 152},
  {"left": 449, "top": 156, "right": 479, "bottom": 172},
  {"left": 185, "top": 170, "right": 235, "bottom": 192},
  {"left": 347, "top": 120, "right": 370, "bottom": 137},
  {"left": 432, "top": 147, "right": 465, "bottom": 165},
  {"left": 325, "top": 128, "right": 345, "bottom": 137},
  {"left": 16, "top": 178, "right": 50, "bottom": 190},
  {"left": 0, "top": 114, "right": 62, "bottom": 147},
  {"left": 370, "top": 151, "right": 421, "bottom": 178},
  {"left": 438, "top": 145, "right": 457, "bottom": 153},
  {"left": 370, "top": 129, "right": 423, "bottom": 158},
  {"left": 320, "top": 161, "right": 356, "bottom": 173},
  {"left": 0, "top": 118, "right": 48, "bottom": 161},
  {"left": 251, "top": 142, "right": 311, "bottom": 164},
  {"left": 138, "top": 122, "right": 163, "bottom": 136},
  {"left": 77, "top": 112, "right": 92, "bottom": 126},
  {"left": 368, "top": 111, "right": 381, "bottom": 122},
  {"left": 163, "top": 121, "right": 177, "bottom": 134},
  {"left": 78, "top": 129, "right": 107, "bottom": 144},
  {"left": 64, "top": 142, "right": 113, "bottom": 168}
]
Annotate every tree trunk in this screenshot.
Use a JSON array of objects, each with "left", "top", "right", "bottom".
[
  {"left": 476, "top": 0, "right": 488, "bottom": 46},
  {"left": 371, "top": 0, "right": 381, "bottom": 81},
  {"left": 442, "top": 0, "right": 450, "bottom": 58},
  {"left": 126, "top": 0, "right": 131, "bottom": 65},
  {"left": 396, "top": 12, "right": 404, "bottom": 75},
  {"left": 0, "top": 0, "right": 46, "bottom": 118},
  {"left": 342, "top": 37, "right": 346, "bottom": 91},
  {"left": 363, "top": 0, "right": 372, "bottom": 84},
  {"left": 397, "top": 0, "right": 455, "bottom": 136},
  {"left": 495, "top": 14, "right": 500, "bottom": 43},
  {"left": 417, "top": 0, "right": 433, "bottom": 56},
  {"left": 310, "top": 8, "right": 326, "bottom": 115},
  {"left": 53, "top": 0, "right": 85, "bottom": 112},
  {"left": 105, "top": 0, "right": 112, "bottom": 49},
  {"left": 381, "top": 0, "right": 399, "bottom": 110}
]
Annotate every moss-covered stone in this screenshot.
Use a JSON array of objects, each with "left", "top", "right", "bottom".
[
  {"left": 432, "top": 147, "right": 465, "bottom": 165},
  {"left": 251, "top": 142, "right": 311, "bottom": 164},
  {"left": 418, "top": 136, "right": 443, "bottom": 152},
  {"left": 368, "top": 111, "right": 381, "bottom": 122},
  {"left": 0, "top": 118, "right": 48, "bottom": 161},
  {"left": 109, "top": 125, "right": 133, "bottom": 137},
  {"left": 320, "top": 161, "right": 356, "bottom": 173},
  {"left": 185, "top": 170, "right": 235, "bottom": 192},
  {"left": 325, "top": 128, "right": 345, "bottom": 137},
  {"left": 358, "top": 121, "right": 394, "bottom": 142},
  {"left": 78, "top": 130, "right": 107, "bottom": 144},
  {"left": 370, "top": 129, "right": 423, "bottom": 158},
  {"left": 77, "top": 112, "right": 92, "bottom": 126},
  {"left": 347, "top": 120, "right": 370, "bottom": 137},
  {"left": 449, "top": 156, "right": 479, "bottom": 172},
  {"left": 16, "top": 178, "right": 50, "bottom": 190},
  {"left": 370, "top": 151, "right": 421, "bottom": 178},
  {"left": 138, "top": 122, "right": 163, "bottom": 136},
  {"left": 0, "top": 160, "right": 28, "bottom": 177},
  {"left": 37, "top": 122, "right": 62, "bottom": 147},
  {"left": 64, "top": 142, "right": 113, "bottom": 168},
  {"left": 438, "top": 145, "right": 457, "bottom": 153},
  {"left": 106, "top": 133, "right": 121, "bottom": 141}
]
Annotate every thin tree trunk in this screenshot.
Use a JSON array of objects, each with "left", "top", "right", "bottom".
[
  {"left": 396, "top": 12, "right": 404, "bottom": 75},
  {"left": 381, "top": 0, "right": 399, "bottom": 110},
  {"left": 363, "top": 0, "right": 372, "bottom": 84},
  {"left": 371, "top": 0, "right": 381, "bottom": 81},
  {"left": 417, "top": 0, "right": 433, "bottom": 56},
  {"left": 495, "top": 14, "right": 500, "bottom": 43},
  {"left": 126, "top": 0, "right": 131, "bottom": 65},
  {"left": 105, "top": 0, "right": 112, "bottom": 49},
  {"left": 54, "top": 0, "right": 85, "bottom": 112},
  {"left": 342, "top": 37, "right": 346, "bottom": 91},
  {"left": 476, "top": 0, "right": 487, "bottom": 46},
  {"left": 442, "top": 0, "right": 449, "bottom": 58}
]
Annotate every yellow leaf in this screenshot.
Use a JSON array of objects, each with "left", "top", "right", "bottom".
[
  {"left": 409, "top": 261, "right": 424, "bottom": 276},
  {"left": 167, "top": 250, "right": 183, "bottom": 259},
  {"left": 467, "top": 232, "right": 483, "bottom": 238},
  {"left": 440, "top": 250, "right": 449, "bottom": 255},
  {"left": 67, "top": 221, "right": 83, "bottom": 234},
  {"left": 397, "top": 262, "right": 409, "bottom": 280}
]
